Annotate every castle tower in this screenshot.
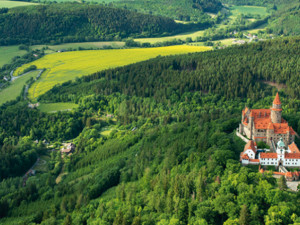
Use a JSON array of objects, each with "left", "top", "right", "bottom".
[
  {"left": 276, "top": 137, "right": 286, "bottom": 164},
  {"left": 271, "top": 93, "right": 282, "bottom": 123}
]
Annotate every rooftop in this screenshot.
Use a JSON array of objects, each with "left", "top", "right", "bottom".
[
  {"left": 260, "top": 153, "right": 277, "bottom": 159},
  {"left": 285, "top": 153, "right": 300, "bottom": 159},
  {"left": 273, "top": 92, "right": 281, "bottom": 105},
  {"left": 288, "top": 142, "right": 300, "bottom": 153}
]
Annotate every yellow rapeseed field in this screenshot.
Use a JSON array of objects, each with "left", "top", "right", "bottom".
[{"left": 14, "top": 45, "right": 211, "bottom": 100}]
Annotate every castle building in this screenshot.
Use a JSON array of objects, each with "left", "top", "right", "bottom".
[
  {"left": 239, "top": 93, "right": 296, "bottom": 147},
  {"left": 241, "top": 138, "right": 300, "bottom": 168}
]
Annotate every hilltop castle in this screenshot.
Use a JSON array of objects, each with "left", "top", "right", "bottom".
[{"left": 239, "top": 93, "right": 296, "bottom": 148}]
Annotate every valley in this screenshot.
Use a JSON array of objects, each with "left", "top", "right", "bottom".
[{"left": 0, "top": 0, "right": 299, "bottom": 224}]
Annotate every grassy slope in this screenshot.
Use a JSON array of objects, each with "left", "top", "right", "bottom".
[
  {"left": 38, "top": 102, "right": 78, "bottom": 113},
  {"left": 14, "top": 45, "right": 211, "bottom": 100},
  {"left": 34, "top": 41, "right": 125, "bottom": 52},
  {"left": 135, "top": 30, "right": 206, "bottom": 43},
  {"left": 0, "top": 0, "right": 37, "bottom": 8},
  {"left": 135, "top": 5, "right": 269, "bottom": 44},
  {"left": 0, "top": 46, "right": 27, "bottom": 67},
  {"left": 0, "top": 70, "right": 40, "bottom": 105},
  {"left": 230, "top": 5, "right": 269, "bottom": 17}
]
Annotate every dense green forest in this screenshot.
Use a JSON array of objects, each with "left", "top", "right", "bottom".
[
  {"left": 0, "top": 38, "right": 300, "bottom": 224},
  {"left": 267, "top": 2, "right": 300, "bottom": 36},
  {"left": 41, "top": 38, "right": 300, "bottom": 101},
  {"left": 113, "top": 0, "right": 222, "bottom": 22},
  {"left": 0, "top": 4, "right": 211, "bottom": 45}
]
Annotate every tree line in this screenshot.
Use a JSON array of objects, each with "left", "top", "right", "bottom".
[{"left": 0, "top": 3, "right": 211, "bottom": 46}]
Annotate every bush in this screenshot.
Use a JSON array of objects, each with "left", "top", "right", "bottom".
[{"left": 23, "top": 65, "right": 37, "bottom": 74}]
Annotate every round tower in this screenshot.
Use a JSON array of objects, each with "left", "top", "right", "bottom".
[{"left": 271, "top": 92, "right": 282, "bottom": 123}]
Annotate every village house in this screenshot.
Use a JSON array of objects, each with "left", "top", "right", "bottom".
[{"left": 61, "top": 143, "right": 75, "bottom": 155}]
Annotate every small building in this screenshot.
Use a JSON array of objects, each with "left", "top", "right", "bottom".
[
  {"left": 241, "top": 138, "right": 300, "bottom": 168},
  {"left": 61, "top": 143, "right": 75, "bottom": 155}
]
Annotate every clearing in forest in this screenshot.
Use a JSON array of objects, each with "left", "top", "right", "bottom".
[
  {"left": 38, "top": 102, "right": 79, "bottom": 113},
  {"left": 14, "top": 45, "right": 211, "bottom": 100}
]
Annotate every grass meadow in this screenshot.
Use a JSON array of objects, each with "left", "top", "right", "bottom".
[
  {"left": 0, "top": 70, "right": 40, "bottom": 105},
  {"left": 0, "top": 46, "right": 27, "bottom": 67},
  {"left": 135, "top": 30, "right": 206, "bottom": 43},
  {"left": 14, "top": 45, "right": 211, "bottom": 100},
  {"left": 0, "top": 0, "right": 37, "bottom": 8},
  {"left": 38, "top": 102, "right": 78, "bottom": 113},
  {"left": 230, "top": 5, "right": 269, "bottom": 17}
]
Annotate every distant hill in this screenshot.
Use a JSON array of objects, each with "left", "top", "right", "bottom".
[
  {"left": 114, "top": 0, "right": 223, "bottom": 22},
  {"left": 267, "top": 3, "right": 300, "bottom": 36},
  {"left": 0, "top": 4, "right": 207, "bottom": 45}
]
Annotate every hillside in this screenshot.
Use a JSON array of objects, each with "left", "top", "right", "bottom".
[
  {"left": 114, "top": 0, "right": 223, "bottom": 21},
  {"left": 0, "top": 38, "right": 300, "bottom": 224},
  {"left": 0, "top": 4, "right": 199, "bottom": 45}
]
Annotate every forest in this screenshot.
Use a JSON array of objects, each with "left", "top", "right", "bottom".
[
  {"left": 40, "top": 37, "right": 300, "bottom": 102},
  {"left": 0, "top": 4, "right": 211, "bottom": 45},
  {"left": 0, "top": 38, "right": 299, "bottom": 224},
  {"left": 114, "top": 0, "right": 222, "bottom": 22}
]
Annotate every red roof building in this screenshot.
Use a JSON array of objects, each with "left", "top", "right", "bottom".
[{"left": 238, "top": 93, "right": 296, "bottom": 149}]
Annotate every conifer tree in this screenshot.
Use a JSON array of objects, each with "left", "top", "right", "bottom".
[
  {"left": 239, "top": 205, "right": 250, "bottom": 225},
  {"left": 278, "top": 176, "right": 288, "bottom": 190}
]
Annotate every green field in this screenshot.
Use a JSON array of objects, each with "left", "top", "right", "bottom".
[
  {"left": 0, "top": 0, "right": 37, "bottom": 8},
  {"left": 38, "top": 102, "right": 79, "bottom": 113},
  {"left": 34, "top": 41, "right": 125, "bottom": 52},
  {"left": 230, "top": 5, "right": 269, "bottom": 18},
  {"left": 135, "top": 30, "right": 206, "bottom": 43},
  {"left": 0, "top": 46, "right": 27, "bottom": 67},
  {"left": 0, "top": 70, "right": 39, "bottom": 105},
  {"left": 14, "top": 45, "right": 211, "bottom": 100}
]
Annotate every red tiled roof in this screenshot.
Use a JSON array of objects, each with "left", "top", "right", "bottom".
[
  {"left": 244, "top": 140, "right": 256, "bottom": 153},
  {"left": 260, "top": 153, "right": 277, "bottom": 159},
  {"left": 273, "top": 92, "right": 281, "bottom": 105},
  {"left": 288, "top": 142, "right": 300, "bottom": 153},
  {"left": 273, "top": 172, "right": 285, "bottom": 175},
  {"left": 292, "top": 171, "right": 300, "bottom": 176},
  {"left": 285, "top": 153, "right": 300, "bottom": 159},
  {"left": 286, "top": 172, "right": 293, "bottom": 178},
  {"left": 249, "top": 159, "right": 259, "bottom": 162},
  {"left": 273, "top": 123, "right": 296, "bottom": 134},
  {"left": 241, "top": 154, "right": 249, "bottom": 160},
  {"left": 268, "top": 123, "right": 274, "bottom": 130}
]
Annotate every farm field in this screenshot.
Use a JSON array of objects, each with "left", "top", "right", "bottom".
[
  {"left": 15, "top": 45, "right": 211, "bottom": 100},
  {"left": 135, "top": 30, "right": 205, "bottom": 43},
  {"left": 38, "top": 102, "right": 79, "bottom": 113},
  {"left": 0, "top": 0, "right": 37, "bottom": 8},
  {"left": 229, "top": 5, "right": 269, "bottom": 18},
  {"left": 0, "top": 70, "right": 40, "bottom": 105},
  {"left": 34, "top": 41, "right": 125, "bottom": 52},
  {"left": 0, "top": 46, "right": 27, "bottom": 67},
  {"left": 0, "top": 42, "right": 125, "bottom": 67}
]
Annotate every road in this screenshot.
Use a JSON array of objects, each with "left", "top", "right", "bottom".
[{"left": 10, "top": 69, "right": 43, "bottom": 82}]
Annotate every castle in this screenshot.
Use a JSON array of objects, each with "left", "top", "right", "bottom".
[
  {"left": 240, "top": 138, "right": 300, "bottom": 168},
  {"left": 239, "top": 93, "right": 300, "bottom": 175},
  {"left": 239, "top": 93, "right": 296, "bottom": 148}
]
